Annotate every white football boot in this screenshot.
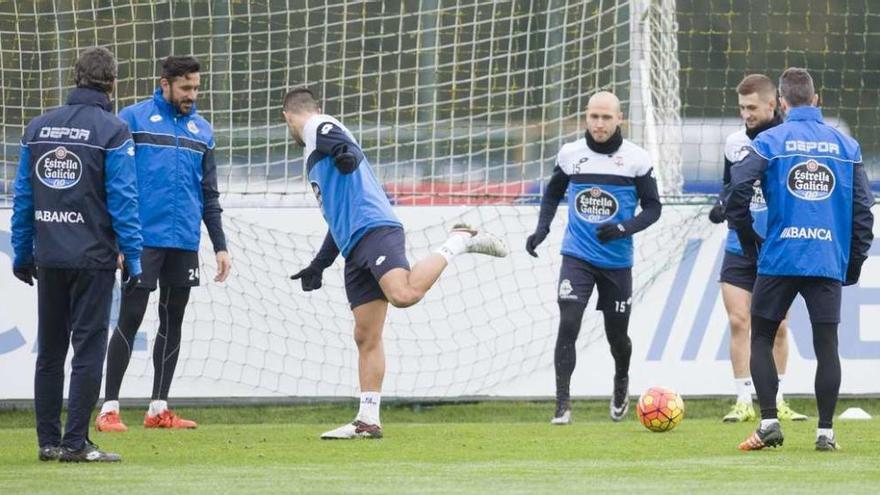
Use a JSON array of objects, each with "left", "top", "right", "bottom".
[
  {"left": 320, "top": 420, "right": 383, "bottom": 440},
  {"left": 451, "top": 223, "right": 509, "bottom": 258}
]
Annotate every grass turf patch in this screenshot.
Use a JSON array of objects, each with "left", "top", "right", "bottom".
[{"left": 1, "top": 400, "right": 880, "bottom": 494}]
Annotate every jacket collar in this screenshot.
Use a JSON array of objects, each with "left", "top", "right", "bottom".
[
  {"left": 745, "top": 113, "right": 783, "bottom": 140},
  {"left": 152, "top": 87, "right": 197, "bottom": 118},
  {"left": 785, "top": 106, "right": 823, "bottom": 123},
  {"left": 67, "top": 87, "right": 112, "bottom": 111}
]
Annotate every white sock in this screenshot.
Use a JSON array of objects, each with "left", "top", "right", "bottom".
[
  {"left": 817, "top": 427, "right": 833, "bottom": 439},
  {"left": 760, "top": 418, "right": 779, "bottom": 430},
  {"left": 148, "top": 400, "right": 168, "bottom": 417},
  {"left": 434, "top": 233, "right": 470, "bottom": 263},
  {"left": 100, "top": 400, "right": 119, "bottom": 415},
  {"left": 734, "top": 377, "right": 753, "bottom": 404},
  {"left": 776, "top": 374, "right": 785, "bottom": 404},
  {"left": 356, "top": 392, "right": 381, "bottom": 425}
]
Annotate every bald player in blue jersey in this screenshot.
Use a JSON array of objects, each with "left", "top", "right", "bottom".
[
  {"left": 281, "top": 88, "right": 508, "bottom": 439},
  {"left": 526, "top": 91, "right": 662, "bottom": 425},
  {"left": 728, "top": 68, "right": 873, "bottom": 452}
]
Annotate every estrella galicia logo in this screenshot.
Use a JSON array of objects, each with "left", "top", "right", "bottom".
[
  {"left": 787, "top": 159, "right": 835, "bottom": 201},
  {"left": 575, "top": 187, "right": 618, "bottom": 223},
  {"left": 750, "top": 181, "right": 767, "bottom": 212},
  {"left": 310, "top": 181, "right": 323, "bottom": 208},
  {"left": 36, "top": 146, "right": 82, "bottom": 189}
]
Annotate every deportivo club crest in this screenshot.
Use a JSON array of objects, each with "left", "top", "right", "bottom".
[
  {"left": 750, "top": 180, "right": 767, "bottom": 212},
  {"left": 575, "top": 186, "right": 618, "bottom": 223},
  {"left": 36, "top": 146, "right": 82, "bottom": 189},
  {"left": 187, "top": 121, "right": 200, "bottom": 134},
  {"left": 787, "top": 159, "right": 835, "bottom": 201}
]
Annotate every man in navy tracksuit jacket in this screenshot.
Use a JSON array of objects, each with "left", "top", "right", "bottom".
[
  {"left": 11, "top": 47, "right": 142, "bottom": 462},
  {"left": 96, "top": 56, "right": 231, "bottom": 432},
  {"left": 726, "top": 68, "right": 874, "bottom": 452}
]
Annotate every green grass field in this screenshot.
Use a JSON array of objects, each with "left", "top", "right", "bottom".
[{"left": 1, "top": 399, "right": 879, "bottom": 494}]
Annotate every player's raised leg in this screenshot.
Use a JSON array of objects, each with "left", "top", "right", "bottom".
[{"left": 379, "top": 224, "right": 507, "bottom": 309}]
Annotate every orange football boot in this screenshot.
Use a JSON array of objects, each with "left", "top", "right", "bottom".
[
  {"left": 143, "top": 410, "right": 198, "bottom": 429},
  {"left": 95, "top": 411, "right": 128, "bottom": 432}
]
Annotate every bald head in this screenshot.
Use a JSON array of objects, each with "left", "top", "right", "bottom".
[
  {"left": 585, "top": 91, "right": 624, "bottom": 143},
  {"left": 588, "top": 91, "right": 622, "bottom": 113}
]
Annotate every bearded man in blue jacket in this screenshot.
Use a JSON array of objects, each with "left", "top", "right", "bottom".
[{"left": 96, "top": 56, "right": 231, "bottom": 432}]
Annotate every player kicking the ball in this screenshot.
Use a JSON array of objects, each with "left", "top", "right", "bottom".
[{"left": 282, "top": 88, "right": 508, "bottom": 439}]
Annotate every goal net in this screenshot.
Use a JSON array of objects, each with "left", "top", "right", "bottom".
[
  {"left": 0, "top": 0, "right": 683, "bottom": 203},
  {"left": 1, "top": 1, "right": 877, "bottom": 400}
]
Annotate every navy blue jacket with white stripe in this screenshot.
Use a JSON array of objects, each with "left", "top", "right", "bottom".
[
  {"left": 11, "top": 87, "right": 143, "bottom": 274},
  {"left": 726, "top": 106, "right": 874, "bottom": 282},
  {"left": 118, "top": 88, "right": 226, "bottom": 253}
]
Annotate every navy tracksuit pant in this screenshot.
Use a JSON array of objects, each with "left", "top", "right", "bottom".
[{"left": 35, "top": 268, "right": 114, "bottom": 451}]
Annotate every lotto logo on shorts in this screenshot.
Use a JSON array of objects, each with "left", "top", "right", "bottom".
[
  {"left": 558, "top": 279, "right": 577, "bottom": 300},
  {"left": 35, "top": 146, "right": 82, "bottom": 189},
  {"left": 574, "top": 187, "right": 618, "bottom": 223},
  {"left": 787, "top": 159, "right": 835, "bottom": 201}
]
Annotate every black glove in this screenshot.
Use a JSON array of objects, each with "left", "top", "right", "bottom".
[
  {"left": 121, "top": 270, "right": 142, "bottom": 295},
  {"left": 736, "top": 225, "right": 764, "bottom": 260},
  {"left": 12, "top": 264, "right": 37, "bottom": 286},
  {"left": 596, "top": 223, "right": 627, "bottom": 243},
  {"left": 844, "top": 257, "right": 865, "bottom": 287},
  {"left": 334, "top": 148, "right": 359, "bottom": 174},
  {"left": 708, "top": 203, "right": 725, "bottom": 224},
  {"left": 525, "top": 228, "right": 549, "bottom": 258},
  {"left": 290, "top": 265, "right": 324, "bottom": 291}
]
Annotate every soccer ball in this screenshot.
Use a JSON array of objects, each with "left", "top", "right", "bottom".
[{"left": 636, "top": 386, "right": 685, "bottom": 432}]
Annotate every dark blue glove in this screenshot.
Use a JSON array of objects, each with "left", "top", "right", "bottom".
[
  {"left": 290, "top": 265, "right": 324, "bottom": 291},
  {"left": 844, "top": 257, "right": 865, "bottom": 287},
  {"left": 525, "top": 228, "right": 549, "bottom": 257},
  {"left": 596, "top": 223, "right": 628, "bottom": 243},
  {"left": 708, "top": 203, "right": 725, "bottom": 224},
  {"left": 12, "top": 264, "right": 37, "bottom": 286},
  {"left": 736, "top": 225, "right": 764, "bottom": 260},
  {"left": 333, "top": 148, "right": 359, "bottom": 174}
]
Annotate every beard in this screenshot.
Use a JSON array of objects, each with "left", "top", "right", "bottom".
[{"left": 173, "top": 97, "right": 194, "bottom": 115}]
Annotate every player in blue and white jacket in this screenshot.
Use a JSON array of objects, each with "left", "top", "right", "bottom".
[
  {"left": 282, "top": 88, "right": 507, "bottom": 439},
  {"left": 11, "top": 47, "right": 141, "bottom": 462},
  {"left": 708, "top": 75, "right": 806, "bottom": 424},
  {"left": 97, "top": 56, "right": 231, "bottom": 432},
  {"left": 526, "top": 92, "right": 662, "bottom": 425},
  {"left": 727, "top": 68, "right": 874, "bottom": 452}
]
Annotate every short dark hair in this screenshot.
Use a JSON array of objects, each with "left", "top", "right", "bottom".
[
  {"left": 74, "top": 46, "right": 116, "bottom": 92},
  {"left": 161, "top": 55, "right": 200, "bottom": 81},
  {"left": 736, "top": 74, "right": 775, "bottom": 99},
  {"left": 778, "top": 68, "right": 815, "bottom": 107},
  {"left": 283, "top": 87, "right": 319, "bottom": 113}
]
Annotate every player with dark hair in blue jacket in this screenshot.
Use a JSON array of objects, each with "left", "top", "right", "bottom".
[
  {"left": 708, "top": 74, "right": 806, "bottom": 424},
  {"left": 96, "top": 56, "right": 231, "bottom": 432},
  {"left": 282, "top": 87, "right": 508, "bottom": 439},
  {"left": 727, "top": 68, "right": 874, "bottom": 452},
  {"left": 11, "top": 46, "right": 142, "bottom": 462},
  {"left": 526, "top": 91, "right": 662, "bottom": 425}
]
